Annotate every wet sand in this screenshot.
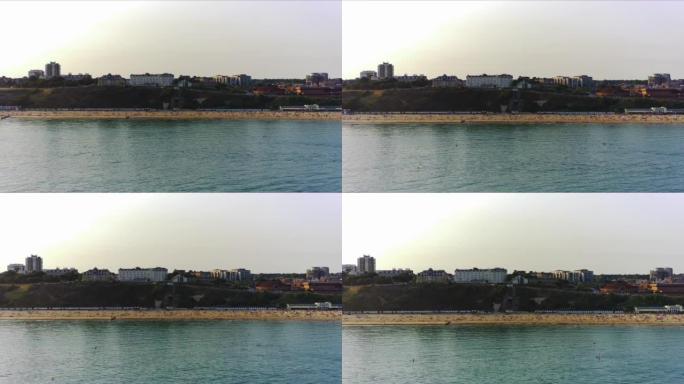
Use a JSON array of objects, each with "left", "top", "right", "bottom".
[
  {"left": 343, "top": 313, "right": 684, "bottom": 326},
  {"left": 2, "top": 110, "right": 341, "bottom": 121},
  {"left": 0, "top": 309, "right": 341, "bottom": 321},
  {"left": 343, "top": 113, "right": 684, "bottom": 124}
]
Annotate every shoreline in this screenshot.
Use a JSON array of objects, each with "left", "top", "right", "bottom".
[
  {"left": 343, "top": 113, "right": 684, "bottom": 124},
  {"left": 343, "top": 313, "right": 684, "bottom": 326},
  {"left": 1, "top": 110, "right": 341, "bottom": 121},
  {"left": 0, "top": 309, "right": 341, "bottom": 322}
]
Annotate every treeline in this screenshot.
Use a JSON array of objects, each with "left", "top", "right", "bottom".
[
  {"left": 343, "top": 272, "right": 415, "bottom": 286},
  {"left": 0, "top": 87, "right": 340, "bottom": 110},
  {"left": 342, "top": 87, "right": 684, "bottom": 113},
  {"left": 343, "top": 283, "right": 684, "bottom": 312},
  {"left": 0, "top": 282, "right": 341, "bottom": 308}
]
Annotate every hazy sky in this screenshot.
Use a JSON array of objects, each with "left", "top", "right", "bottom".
[
  {"left": 0, "top": 1, "right": 341, "bottom": 78},
  {"left": 343, "top": 1, "right": 684, "bottom": 79},
  {"left": 0, "top": 194, "right": 340, "bottom": 273},
  {"left": 343, "top": 194, "right": 684, "bottom": 274}
]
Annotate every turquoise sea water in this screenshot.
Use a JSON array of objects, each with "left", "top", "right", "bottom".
[
  {"left": 343, "top": 325, "right": 684, "bottom": 383},
  {"left": 343, "top": 123, "right": 684, "bottom": 192},
  {"left": 0, "top": 119, "right": 341, "bottom": 192},
  {"left": 0, "top": 320, "right": 341, "bottom": 384}
]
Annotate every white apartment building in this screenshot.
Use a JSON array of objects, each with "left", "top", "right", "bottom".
[
  {"left": 118, "top": 267, "right": 168, "bottom": 282},
  {"left": 129, "top": 73, "right": 174, "bottom": 87},
  {"left": 212, "top": 268, "right": 252, "bottom": 281},
  {"left": 25, "top": 254, "right": 43, "bottom": 273},
  {"left": 215, "top": 74, "right": 252, "bottom": 87},
  {"left": 453, "top": 268, "right": 507, "bottom": 284},
  {"left": 552, "top": 269, "right": 594, "bottom": 283},
  {"left": 359, "top": 70, "right": 378, "bottom": 80},
  {"left": 416, "top": 268, "right": 450, "bottom": 283},
  {"left": 432, "top": 75, "right": 463, "bottom": 88},
  {"left": 465, "top": 74, "right": 513, "bottom": 88},
  {"left": 7, "top": 264, "right": 25, "bottom": 274},
  {"left": 45, "top": 62, "right": 61, "bottom": 79},
  {"left": 357, "top": 255, "right": 376, "bottom": 274},
  {"left": 377, "top": 62, "right": 394, "bottom": 80},
  {"left": 82, "top": 268, "right": 116, "bottom": 281},
  {"left": 28, "top": 70, "right": 45, "bottom": 79}
]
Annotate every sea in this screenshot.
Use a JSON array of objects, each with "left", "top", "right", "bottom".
[
  {"left": 342, "top": 325, "right": 684, "bottom": 383},
  {"left": 0, "top": 320, "right": 341, "bottom": 384},
  {"left": 0, "top": 119, "right": 341, "bottom": 192},
  {"left": 343, "top": 123, "right": 684, "bottom": 192}
]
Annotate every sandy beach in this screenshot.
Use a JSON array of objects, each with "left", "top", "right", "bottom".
[
  {"left": 343, "top": 313, "right": 684, "bottom": 326},
  {"left": 343, "top": 113, "right": 684, "bottom": 124},
  {"left": 0, "top": 309, "right": 341, "bottom": 321},
  {"left": 1, "top": 110, "right": 341, "bottom": 121}
]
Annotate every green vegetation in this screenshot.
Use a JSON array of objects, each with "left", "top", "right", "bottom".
[
  {"left": 342, "top": 87, "right": 684, "bottom": 113},
  {"left": 0, "top": 271, "right": 80, "bottom": 284},
  {"left": 0, "top": 282, "right": 341, "bottom": 309},
  {"left": 0, "top": 87, "right": 339, "bottom": 110},
  {"left": 343, "top": 283, "right": 684, "bottom": 312}
]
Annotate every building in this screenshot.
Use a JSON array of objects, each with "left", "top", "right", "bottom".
[
  {"left": 377, "top": 62, "right": 394, "bottom": 80},
  {"left": 650, "top": 267, "right": 674, "bottom": 282},
  {"left": 431, "top": 75, "right": 463, "bottom": 88},
  {"left": 342, "top": 264, "right": 358, "bottom": 275},
  {"left": 306, "top": 72, "right": 329, "bottom": 86},
  {"left": 25, "top": 254, "right": 43, "bottom": 273},
  {"left": 6, "top": 264, "right": 25, "bottom": 274},
  {"left": 552, "top": 269, "right": 594, "bottom": 283},
  {"left": 416, "top": 268, "right": 450, "bottom": 283},
  {"left": 215, "top": 74, "right": 251, "bottom": 88},
  {"left": 650, "top": 283, "right": 684, "bottom": 295},
  {"left": 634, "top": 305, "right": 683, "bottom": 314},
  {"left": 465, "top": 74, "right": 513, "bottom": 88},
  {"left": 600, "top": 281, "right": 638, "bottom": 295},
  {"left": 305, "top": 281, "right": 343, "bottom": 293},
  {"left": 63, "top": 73, "right": 91, "bottom": 82},
  {"left": 212, "top": 268, "right": 252, "bottom": 282},
  {"left": 28, "top": 69, "right": 44, "bottom": 79},
  {"left": 44, "top": 268, "right": 78, "bottom": 277},
  {"left": 97, "top": 74, "right": 127, "bottom": 87},
  {"left": 118, "top": 267, "right": 168, "bottom": 282},
  {"left": 82, "top": 268, "right": 116, "bottom": 281},
  {"left": 45, "top": 62, "right": 61, "bottom": 79},
  {"left": 453, "top": 268, "right": 507, "bottom": 284},
  {"left": 255, "top": 280, "right": 292, "bottom": 293},
  {"left": 306, "top": 266, "right": 330, "bottom": 280},
  {"left": 376, "top": 268, "right": 412, "bottom": 277},
  {"left": 129, "top": 73, "right": 174, "bottom": 87},
  {"left": 359, "top": 70, "right": 377, "bottom": 80},
  {"left": 357, "top": 255, "right": 376, "bottom": 274},
  {"left": 553, "top": 75, "right": 593, "bottom": 89},
  {"left": 395, "top": 74, "right": 427, "bottom": 83},
  {"left": 648, "top": 73, "right": 671, "bottom": 88}
]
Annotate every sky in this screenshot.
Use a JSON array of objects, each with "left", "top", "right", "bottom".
[
  {"left": 0, "top": 1, "right": 341, "bottom": 78},
  {"left": 343, "top": 1, "right": 684, "bottom": 80},
  {"left": 343, "top": 194, "right": 684, "bottom": 275},
  {"left": 0, "top": 194, "right": 340, "bottom": 273}
]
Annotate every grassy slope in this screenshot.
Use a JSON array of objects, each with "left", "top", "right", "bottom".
[{"left": 0, "top": 282, "right": 341, "bottom": 308}]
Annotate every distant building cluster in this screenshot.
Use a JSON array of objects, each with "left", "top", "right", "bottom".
[
  {"left": 4, "top": 254, "right": 340, "bottom": 293},
  {"left": 0, "top": 61, "right": 342, "bottom": 99},
  {"left": 351, "top": 61, "right": 684, "bottom": 105}
]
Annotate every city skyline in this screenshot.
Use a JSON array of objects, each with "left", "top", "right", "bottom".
[
  {"left": 343, "top": 194, "right": 684, "bottom": 274},
  {"left": 0, "top": 194, "right": 341, "bottom": 273},
  {"left": 343, "top": 1, "right": 684, "bottom": 79},
  {"left": 0, "top": 1, "right": 341, "bottom": 78}
]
